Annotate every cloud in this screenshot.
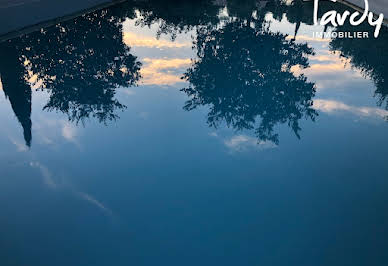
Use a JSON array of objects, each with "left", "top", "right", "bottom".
[
  {"left": 224, "top": 135, "right": 277, "bottom": 152},
  {"left": 30, "top": 161, "right": 114, "bottom": 217},
  {"left": 75, "top": 192, "right": 113, "bottom": 217},
  {"left": 120, "top": 88, "right": 136, "bottom": 96},
  {"left": 313, "top": 99, "right": 388, "bottom": 119},
  {"left": 308, "top": 63, "right": 348, "bottom": 72},
  {"left": 286, "top": 35, "right": 330, "bottom": 43},
  {"left": 61, "top": 122, "right": 77, "bottom": 142},
  {"left": 30, "top": 161, "right": 57, "bottom": 188},
  {"left": 291, "top": 51, "right": 349, "bottom": 74},
  {"left": 123, "top": 32, "right": 191, "bottom": 49},
  {"left": 32, "top": 117, "right": 80, "bottom": 146},
  {"left": 290, "top": 51, "right": 365, "bottom": 90},
  {"left": 9, "top": 137, "right": 29, "bottom": 152},
  {"left": 143, "top": 58, "right": 191, "bottom": 69},
  {"left": 140, "top": 58, "right": 191, "bottom": 85}
]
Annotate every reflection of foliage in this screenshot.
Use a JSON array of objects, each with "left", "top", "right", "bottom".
[
  {"left": 263, "top": 0, "right": 347, "bottom": 39},
  {"left": 0, "top": 1, "right": 141, "bottom": 146},
  {"left": 0, "top": 42, "right": 32, "bottom": 146},
  {"left": 17, "top": 5, "right": 141, "bottom": 123},
  {"left": 135, "top": 0, "right": 220, "bottom": 40},
  {"left": 182, "top": 17, "right": 317, "bottom": 144},
  {"left": 226, "top": 0, "right": 261, "bottom": 19},
  {"left": 135, "top": 0, "right": 289, "bottom": 39},
  {"left": 330, "top": 23, "right": 388, "bottom": 110}
]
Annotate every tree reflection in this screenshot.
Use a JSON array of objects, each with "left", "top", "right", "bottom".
[
  {"left": 135, "top": 0, "right": 318, "bottom": 144},
  {"left": 275, "top": 0, "right": 388, "bottom": 111},
  {"left": 20, "top": 6, "right": 141, "bottom": 124},
  {"left": 0, "top": 0, "right": 324, "bottom": 147},
  {"left": 330, "top": 23, "right": 388, "bottom": 110},
  {"left": 182, "top": 15, "right": 317, "bottom": 144},
  {"left": 135, "top": 0, "right": 220, "bottom": 40},
  {"left": 0, "top": 3, "right": 141, "bottom": 146},
  {"left": 0, "top": 42, "right": 32, "bottom": 147}
]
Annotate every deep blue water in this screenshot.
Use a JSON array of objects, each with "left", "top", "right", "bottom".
[{"left": 1, "top": 1, "right": 388, "bottom": 265}]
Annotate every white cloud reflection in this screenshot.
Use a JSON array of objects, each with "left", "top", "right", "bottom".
[
  {"left": 313, "top": 99, "right": 388, "bottom": 119},
  {"left": 123, "top": 32, "right": 191, "bottom": 49},
  {"left": 9, "top": 137, "right": 29, "bottom": 152},
  {"left": 32, "top": 117, "right": 81, "bottom": 147},
  {"left": 30, "top": 161, "right": 114, "bottom": 217},
  {"left": 224, "top": 135, "right": 277, "bottom": 152},
  {"left": 140, "top": 58, "right": 191, "bottom": 86},
  {"left": 61, "top": 122, "right": 77, "bottom": 142}
]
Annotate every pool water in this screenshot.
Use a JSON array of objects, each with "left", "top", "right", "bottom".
[{"left": 1, "top": 1, "right": 388, "bottom": 265}]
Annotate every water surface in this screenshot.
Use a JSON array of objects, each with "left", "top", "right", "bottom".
[{"left": 1, "top": 1, "right": 388, "bottom": 265}]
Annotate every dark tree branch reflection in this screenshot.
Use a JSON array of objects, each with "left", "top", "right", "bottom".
[
  {"left": 330, "top": 23, "right": 388, "bottom": 111},
  {"left": 135, "top": 0, "right": 220, "bottom": 40},
  {"left": 0, "top": 3, "right": 141, "bottom": 146},
  {"left": 0, "top": 42, "right": 32, "bottom": 147},
  {"left": 133, "top": 0, "right": 319, "bottom": 144},
  {"left": 20, "top": 7, "right": 142, "bottom": 124},
  {"left": 182, "top": 15, "right": 317, "bottom": 144}
]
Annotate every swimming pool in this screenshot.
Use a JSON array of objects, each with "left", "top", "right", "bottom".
[{"left": 0, "top": 0, "right": 387, "bottom": 265}]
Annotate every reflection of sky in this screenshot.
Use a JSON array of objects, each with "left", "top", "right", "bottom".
[
  {"left": 1, "top": 5, "right": 388, "bottom": 266},
  {"left": 0, "top": 6, "right": 387, "bottom": 198},
  {"left": 0, "top": 7, "right": 386, "bottom": 191},
  {"left": 119, "top": 12, "right": 388, "bottom": 122},
  {"left": 268, "top": 13, "right": 383, "bottom": 118},
  {"left": 122, "top": 18, "right": 195, "bottom": 87}
]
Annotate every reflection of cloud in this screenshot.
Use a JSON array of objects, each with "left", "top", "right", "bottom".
[
  {"left": 224, "top": 135, "right": 277, "bottom": 152},
  {"left": 308, "top": 63, "right": 347, "bottom": 72},
  {"left": 10, "top": 137, "right": 29, "bottom": 152},
  {"left": 123, "top": 32, "right": 191, "bottom": 48},
  {"left": 292, "top": 62, "right": 348, "bottom": 74},
  {"left": 291, "top": 52, "right": 365, "bottom": 90},
  {"left": 62, "top": 122, "right": 77, "bottom": 142},
  {"left": 25, "top": 69, "right": 44, "bottom": 90},
  {"left": 312, "top": 55, "right": 342, "bottom": 62},
  {"left": 32, "top": 117, "right": 80, "bottom": 146},
  {"left": 76, "top": 192, "right": 113, "bottom": 217},
  {"left": 121, "top": 88, "right": 136, "bottom": 96},
  {"left": 143, "top": 58, "right": 191, "bottom": 69},
  {"left": 141, "top": 58, "right": 191, "bottom": 85},
  {"left": 30, "top": 161, "right": 114, "bottom": 217},
  {"left": 291, "top": 51, "right": 350, "bottom": 74},
  {"left": 30, "top": 161, "right": 57, "bottom": 188},
  {"left": 313, "top": 99, "right": 388, "bottom": 119}
]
